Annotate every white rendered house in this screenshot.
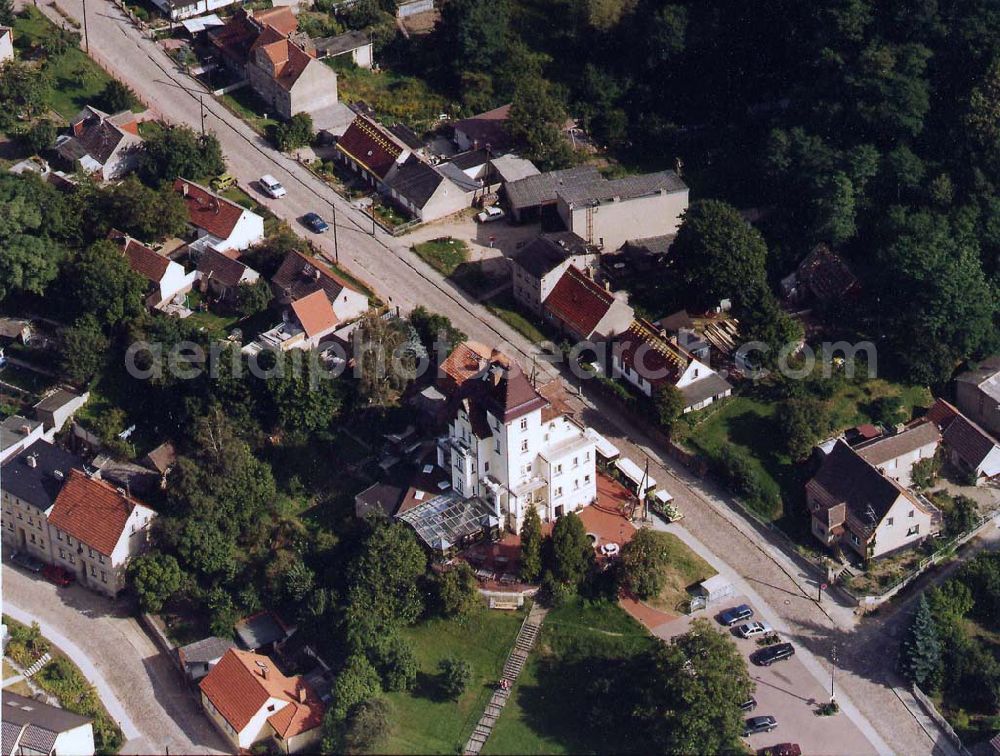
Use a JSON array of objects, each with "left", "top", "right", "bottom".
[{"left": 437, "top": 356, "right": 597, "bottom": 532}]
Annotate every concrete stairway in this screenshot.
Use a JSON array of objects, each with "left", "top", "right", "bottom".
[
  {"left": 23, "top": 652, "right": 51, "bottom": 678},
  {"left": 464, "top": 604, "right": 548, "bottom": 755}
]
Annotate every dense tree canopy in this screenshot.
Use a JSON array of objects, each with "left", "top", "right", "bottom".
[{"left": 138, "top": 124, "right": 225, "bottom": 185}]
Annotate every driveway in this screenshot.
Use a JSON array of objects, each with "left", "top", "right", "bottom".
[{"left": 3, "top": 564, "right": 227, "bottom": 754}]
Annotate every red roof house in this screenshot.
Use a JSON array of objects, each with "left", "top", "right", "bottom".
[{"left": 542, "top": 266, "right": 634, "bottom": 341}]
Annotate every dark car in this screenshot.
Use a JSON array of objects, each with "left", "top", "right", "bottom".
[
  {"left": 744, "top": 715, "right": 777, "bottom": 736},
  {"left": 740, "top": 697, "right": 758, "bottom": 712},
  {"left": 10, "top": 551, "right": 44, "bottom": 573},
  {"left": 752, "top": 643, "right": 796, "bottom": 666},
  {"left": 719, "top": 604, "right": 754, "bottom": 626},
  {"left": 42, "top": 564, "right": 75, "bottom": 587},
  {"left": 303, "top": 212, "right": 329, "bottom": 233}
]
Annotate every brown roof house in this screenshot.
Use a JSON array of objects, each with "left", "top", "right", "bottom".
[
  {"left": 271, "top": 250, "right": 368, "bottom": 323},
  {"left": 611, "top": 319, "right": 732, "bottom": 412},
  {"left": 46, "top": 469, "right": 157, "bottom": 596},
  {"left": 542, "top": 265, "right": 634, "bottom": 343},
  {"left": 928, "top": 399, "right": 1000, "bottom": 483},
  {"left": 807, "top": 440, "right": 939, "bottom": 560},
  {"left": 780, "top": 244, "right": 861, "bottom": 305},
  {"left": 199, "top": 648, "right": 324, "bottom": 753},
  {"left": 955, "top": 355, "right": 1000, "bottom": 439},
  {"left": 243, "top": 288, "right": 339, "bottom": 355},
  {"left": 53, "top": 106, "right": 142, "bottom": 181},
  {"left": 196, "top": 247, "right": 261, "bottom": 302},
  {"left": 110, "top": 230, "right": 197, "bottom": 309},
  {"left": 336, "top": 115, "right": 474, "bottom": 222},
  {"left": 174, "top": 178, "right": 265, "bottom": 253},
  {"left": 453, "top": 104, "right": 512, "bottom": 152},
  {"left": 211, "top": 8, "right": 339, "bottom": 122},
  {"left": 509, "top": 232, "right": 599, "bottom": 315}
]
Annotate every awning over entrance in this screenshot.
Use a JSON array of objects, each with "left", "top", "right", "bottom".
[{"left": 615, "top": 457, "right": 656, "bottom": 492}]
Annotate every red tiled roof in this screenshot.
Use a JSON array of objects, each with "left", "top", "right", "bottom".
[
  {"left": 174, "top": 178, "right": 245, "bottom": 240},
  {"left": 208, "top": 10, "right": 260, "bottom": 66},
  {"left": 290, "top": 289, "right": 337, "bottom": 338},
  {"left": 943, "top": 414, "right": 998, "bottom": 469},
  {"left": 48, "top": 469, "right": 148, "bottom": 556},
  {"left": 543, "top": 266, "right": 615, "bottom": 338},
  {"left": 437, "top": 341, "right": 494, "bottom": 394},
  {"left": 121, "top": 237, "right": 170, "bottom": 283},
  {"left": 613, "top": 319, "right": 693, "bottom": 390},
  {"left": 199, "top": 649, "right": 323, "bottom": 738},
  {"left": 335, "top": 115, "right": 406, "bottom": 180},
  {"left": 454, "top": 104, "right": 512, "bottom": 150},
  {"left": 253, "top": 6, "right": 297, "bottom": 36}
]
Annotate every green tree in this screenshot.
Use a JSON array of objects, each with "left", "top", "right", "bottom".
[
  {"left": 946, "top": 495, "right": 980, "bottom": 537},
  {"left": 518, "top": 504, "right": 543, "bottom": 582},
  {"left": 408, "top": 305, "right": 466, "bottom": 359},
  {"left": 89, "top": 176, "right": 189, "bottom": 241},
  {"left": 550, "top": 511, "right": 593, "bottom": 586},
  {"left": 23, "top": 120, "right": 56, "bottom": 155},
  {"left": 97, "top": 79, "right": 137, "bottom": 114},
  {"left": 59, "top": 314, "right": 109, "bottom": 384},
  {"left": 0, "top": 234, "right": 65, "bottom": 302},
  {"left": 507, "top": 75, "right": 573, "bottom": 169},
  {"left": 634, "top": 619, "right": 751, "bottom": 753},
  {"left": 0, "top": 62, "right": 49, "bottom": 125},
  {"left": 620, "top": 528, "right": 673, "bottom": 600},
  {"left": 776, "top": 398, "right": 831, "bottom": 460},
  {"left": 128, "top": 552, "right": 185, "bottom": 613},
  {"left": 365, "top": 632, "right": 417, "bottom": 692},
  {"left": 234, "top": 279, "right": 273, "bottom": 317},
  {"left": 436, "top": 562, "right": 479, "bottom": 617},
  {"left": 0, "top": 0, "right": 14, "bottom": 25},
  {"left": 355, "top": 313, "right": 418, "bottom": 406},
  {"left": 272, "top": 112, "right": 314, "bottom": 151},
  {"left": 438, "top": 656, "right": 471, "bottom": 700},
  {"left": 328, "top": 654, "right": 382, "bottom": 724},
  {"left": 655, "top": 384, "right": 685, "bottom": 431},
  {"left": 264, "top": 353, "right": 343, "bottom": 435},
  {"left": 345, "top": 521, "right": 427, "bottom": 641},
  {"left": 899, "top": 595, "right": 942, "bottom": 691},
  {"left": 672, "top": 200, "right": 769, "bottom": 312},
  {"left": 868, "top": 395, "right": 904, "bottom": 426},
  {"left": 439, "top": 0, "right": 509, "bottom": 78},
  {"left": 342, "top": 698, "right": 391, "bottom": 754},
  {"left": 138, "top": 124, "right": 225, "bottom": 185},
  {"left": 64, "top": 240, "right": 146, "bottom": 328}
]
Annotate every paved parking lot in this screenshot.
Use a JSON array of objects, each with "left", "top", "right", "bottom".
[{"left": 657, "top": 597, "right": 877, "bottom": 755}]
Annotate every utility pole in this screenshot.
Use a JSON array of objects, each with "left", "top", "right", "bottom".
[
  {"left": 82, "top": 0, "right": 90, "bottom": 54},
  {"left": 199, "top": 96, "right": 206, "bottom": 136},
  {"left": 330, "top": 200, "right": 339, "bottom": 265},
  {"left": 370, "top": 200, "right": 376, "bottom": 236},
  {"left": 830, "top": 643, "right": 837, "bottom": 702}
]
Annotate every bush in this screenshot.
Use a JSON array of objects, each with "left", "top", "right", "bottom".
[
  {"left": 272, "top": 112, "right": 314, "bottom": 151},
  {"left": 343, "top": 698, "right": 391, "bottom": 753},
  {"left": 868, "top": 395, "right": 905, "bottom": 426},
  {"left": 22, "top": 120, "right": 56, "bottom": 154},
  {"left": 713, "top": 444, "right": 778, "bottom": 513},
  {"left": 911, "top": 455, "right": 941, "bottom": 489},
  {"left": 97, "top": 79, "right": 137, "bottom": 113},
  {"left": 438, "top": 656, "right": 472, "bottom": 700}
]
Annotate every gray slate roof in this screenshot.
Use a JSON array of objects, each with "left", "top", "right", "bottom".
[
  {"left": 509, "top": 232, "right": 592, "bottom": 279},
  {"left": 505, "top": 165, "right": 602, "bottom": 211},
  {"left": 384, "top": 155, "right": 444, "bottom": 209},
  {"left": 957, "top": 355, "right": 1000, "bottom": 403},
  {"left": 313, "top": 29, "right": 370, "bottom": 57},
  {"left": 679, "top": 373, "right": 732, "bottom": 409},
  {"left": 0, "top": 416, "right": 42, "bottom": 453},
  {"left": 234, "top": 611, "right": 288, "bottom": 650},
  {"left": 0, "top": 440, "right": 84, "bottom": 511},
  {"left": 856, "top": 422, "right": 940, "bottom": 467},
  {"left": 2, "top": 692, "right": 92, "bottom": 754},
  {"left": 34, "top": 388, "right": 82, "bottom": 413},
  {"left": 178, "top": 636, "right": 236, "bottom": 665},
  {"left": 556, "top": 170, "right": 687, "bottom": 207}
]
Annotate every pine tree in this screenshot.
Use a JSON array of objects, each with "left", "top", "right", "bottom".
[
  {"left": 900, "top": 595, "right": 942, "bottom": 691},
  {"left": 519, "top": 505, "right": 543, "bottom": 582}
]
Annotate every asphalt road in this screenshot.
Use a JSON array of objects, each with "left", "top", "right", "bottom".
[{"left": 14, "top": 2, "right": 972, "bottom": 752}]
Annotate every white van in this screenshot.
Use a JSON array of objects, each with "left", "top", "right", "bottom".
[{"left": 259, "top": 174, "right": 287, "bottom": 198}]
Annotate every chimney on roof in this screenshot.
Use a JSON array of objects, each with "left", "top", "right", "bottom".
[
  {"left": 313, "top": 269, "right": 321, "bottom": 280},
  {"left": 658, "top": 329, "right": 668, "bottom": 341},
  {"left": 26, "top": 454, "right": 37, "bottom": 469},
  {"left": 298, "top": 687, "right": 307, "bottom": 704},
  {"left": 19, "top": 424, "right": 30, "bottom": 435},
  {"left": 603, "top": 280, "right": 611, "bottom": 292},
  {"left": 182, "top": 183, "right": 189, "bottom": 197}
]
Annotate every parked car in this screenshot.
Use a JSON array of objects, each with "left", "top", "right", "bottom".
[
  {"left": 10, "top": 551, "right": 44, "bottom": 573},
  {"left": 42, "top": 564, "right": 74, "bottom": 587},
  {"left": 736, "top": 621, "right": 774, "bottom": 639},
  {"left": 719, "top": 604, "right": 754, "bottom": 626},
  {"left": 303, "top": 213, "right": 329, "bottom": 233},
  {"left": 740, "top": 697, "right": 758, "bottom": 712},
  {"left": 752, "top": 643, "right": 796, "bottom": 666},
  {"left": 259, "top": 174, "right": 287, "bottom": 198},
  {"left": 744, "top": 715, "right": 777, "bottom": 736},
  {"left": 477, "top": 205, "right": 505, "bottom": 223},
  {"left": 210, "top": 173, "right": 237, "bottom": 191}
]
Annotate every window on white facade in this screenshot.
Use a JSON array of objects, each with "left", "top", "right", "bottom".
[
  {"left": 17, "top": 512, "right": 22, "bottom": 520},
  {"left": 90, "top": 565, "right": 97, "bottom": 577},
  {"left": 455, "top": 479, "right": 463, "bottom": 493},
  {"left": 585, "top": 474, "right": 591, "bottom": 483},
  {"left": 573, "top": 457, "right": 579, "bottom": 468},
  {"left": 59, "top": 548, "right": 65, "bottom": 559},
  {"left": 909, "top": 510, "right": 915, "bottom": 517},
  {"left": 555, "top": 464, "right": 562, "bottom": 475},
  {"left": 520, "top": 418, "right": 528, "bottom": 430},
  {"left": 521, "top": 439, "right": 529, "bottom": 452},
  {"left": 886, "top": 517, "right": 893, "bottom": 526},
  {"left": 57, "top": 531, "right": 63, "bottom": 541},
  {"left": 907, "top": 525, "right": 920, "bottom": 536},
  {"left": 88, "top": 547, "right": 94, "bottom": 558},
  {"left": 574, "top": 479, "right": 580, "bottom": 490},
  {"left": 555, "top": 487, "right": 563, "bottom": 498}
]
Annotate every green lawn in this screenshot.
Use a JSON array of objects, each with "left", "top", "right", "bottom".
[
  {"left": 219, "top": 86, "right": 278, "bottom": 136},
  {"left": 484, "top": 598, "right": 655, "bottom": 755},
  {"left": 384, "top": 607, "right": 528, "bottom": 754},
  {"left": 14, "top": 8, "right": 116, "bottom": 121},
  {"left": 485, "top": 293, "right": 547, "bottom": 344},
  {"left": 646, "top": 532, "right": 717, "bottom": 614},
  {"left": 686, "top": 378, "right": 933, "bottom": 533},
  {"left": 412, "top": 237, "right": 469, "bottom": 277}
]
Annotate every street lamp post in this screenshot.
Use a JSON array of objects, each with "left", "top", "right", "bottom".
[
  {"left": 330, "top": 200, "right": 339, "bottom": 265},
  {"left": 82, "top": 0, "right": 89, "bottom": 54},
  {"left": 830, "top": 643, "right": 837, "bottom": 703}
]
